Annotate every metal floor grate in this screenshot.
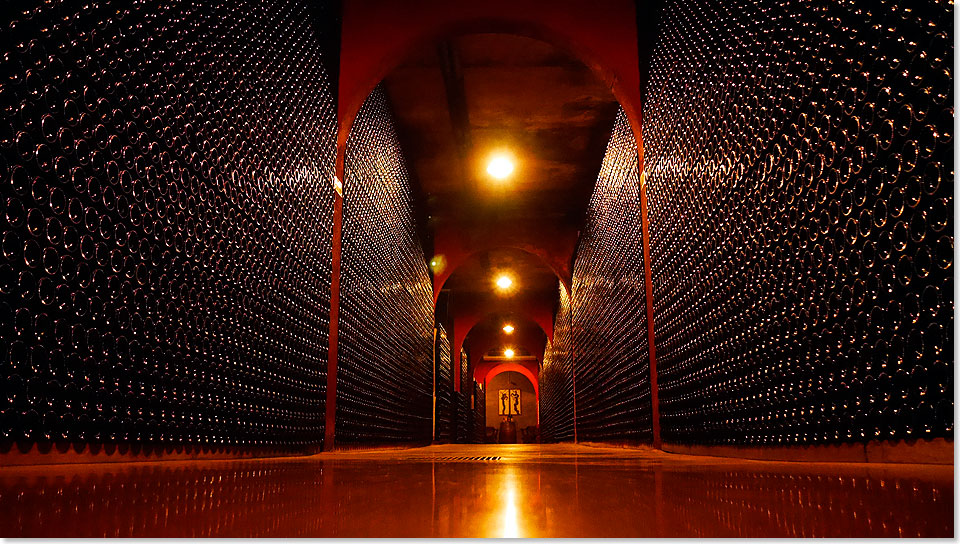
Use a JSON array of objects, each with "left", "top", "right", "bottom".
[{"left": 407, "top": 456, "right": 501, "bottom": 461}]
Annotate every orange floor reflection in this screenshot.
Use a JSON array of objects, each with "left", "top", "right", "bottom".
[{"left": 0, "top": 444, "right": 952, "bottom": 537}]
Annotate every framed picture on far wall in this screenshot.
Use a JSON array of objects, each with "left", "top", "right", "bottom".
[{"left": 498, "top": 389, "right": 521, "bottom": 416}]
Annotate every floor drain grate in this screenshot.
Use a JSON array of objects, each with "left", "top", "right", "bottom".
[{"left": 408, "top": 456, "right": 501, "bottom": 461}]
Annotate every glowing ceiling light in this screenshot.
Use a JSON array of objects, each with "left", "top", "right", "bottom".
[
  {"left": 504, "top": 348, "right": 515, "bottom": 358},
  {"left": 486, "top": 154, "right": 514, "bottom": 180},
  {"left": 429, "top": 254, "right": 446, "bottom": 274},
  {"left": 502, "top": 324, "right": 515, "bottom": 334},
  {"left": 495, "top": 275, "right": 513, "bottom": 290}
]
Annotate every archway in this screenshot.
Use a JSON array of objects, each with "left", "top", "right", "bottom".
[
  {"left": 483, "top": 362, "right": 539, "bottom": 399},
  {"left": 442, "top": 247, "right": 559, "bottom": 392},
  {"left": 337, "top": 0, "right": 645, "bottom": 181},
  {"left": 484, "top": 364, "right": 539, "bottom": 443},
  {"left": 432, "top": 238, "right": 574, "bottom": 306},
  {"left": 332, "top": 8, "right": 658, "bottom": 447}
]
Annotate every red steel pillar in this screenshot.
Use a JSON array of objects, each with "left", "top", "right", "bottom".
[
  {"left": 639, "top": 175, "right": 660, "bottom": 449},
  {"left": 324, "top": 177, "right": 344, "bottom": 451}
]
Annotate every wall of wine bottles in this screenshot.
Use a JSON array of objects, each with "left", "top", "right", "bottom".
[
  {"left": 538, "top": 285, "right": 575, "bottom": 442},
  {"left": 460, "top": 347, "right": 468, "bottom": 394},
  {"left": 337, "top": 86, "right": 434, "bottom": 444},
  {"left": 0, "top": 0, "right": 337, "bottom": 453},
  {"left": 472, "top": 381, "right": 485, "bottom": 443},
  {"left": 436, "top": 324, "right": 453, "bottom": 442},
  {"left": 643, "top": 0, "right": 953, "bottom": 445},
  {"left": 453, "top": 392, "right": 474, "bottom": 444},
  {"left": 569, "top": 110, "right": 653, "bottom": 443}
]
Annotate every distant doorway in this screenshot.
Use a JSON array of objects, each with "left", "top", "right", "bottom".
[{"left": 486, "top": 371, "right": 538, "bottom": 443}]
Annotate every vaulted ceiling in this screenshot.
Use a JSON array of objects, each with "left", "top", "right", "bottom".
[
  {"left": 358, "top": 12, "right": 640, "bottom": 386},
  {"left": 382, "top": 32, "right": 619, "bottom": 306}
]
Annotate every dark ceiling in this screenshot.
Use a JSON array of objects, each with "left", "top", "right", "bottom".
[
  {"left": 382, "top": 33, "right": 619, "bottom": 226},
  {"left": 443, "top": 247, "right": 557, "bottom": 296},
  {"left": 382, "top": 33, "right": 619, "bottom": 302}
]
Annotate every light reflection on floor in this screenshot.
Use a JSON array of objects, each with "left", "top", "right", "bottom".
[
  {"left": 498, "top": 466, "right": 521, "bottom": 538},
  {"left": 0, "top": 444, "right": 952, "bottom": 537}
]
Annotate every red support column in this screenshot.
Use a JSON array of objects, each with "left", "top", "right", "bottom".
[
  {"left": 324, "top": 185, "right": 344, "bottom": 451},
  {"left": 571, "top": 346, "right": 578, "bottom": 444},
  {"left": 432, "top": 327, "right": 438, "bottom": 442},
  {"left": 639, "top": 177, "right": 660, "bottom": 449}
]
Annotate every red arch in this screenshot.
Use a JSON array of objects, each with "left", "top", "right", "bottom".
[
  {"left": 462, "top": 310, "right": 551, "bottom": 346},
  {"left": 451, "top": 293, "right": 553, "bottom": 392},
  {"left": 484, "top": 363, "right": 539, "bottom": 400},
  {"left": 337, "top": 0, "right": 645, "bottom": 183},
  {"left": 433, "top": 241, "right": 574, "bottom": 306},
  {"left": 485, "top": 363, "right": 540, "bottom": 427},
  {"left": 335, "top": 0, "right": 658, "bottom": 448}
]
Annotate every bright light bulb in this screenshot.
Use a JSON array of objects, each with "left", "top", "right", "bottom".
[
  {"left": 495, "top": 275, "right": 513, "bottom": 290},
  {"left": 486, "top": 155, "right": 514, "bottom": 180},
  {"left": 504, "top": 348, "right": 515, "bottom": 358},
  {"left": 502, "top": 324, "right": 515, "bottom": 334},
  {"left": 429, "top": 254, "right": 446, "bottom": 274}
]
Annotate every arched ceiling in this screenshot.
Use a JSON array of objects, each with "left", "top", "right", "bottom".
[
  {"left": 382, "top": 33, "right": 620, "bottom": 228},
  {"left": 380, "top": 34, "right": 619, "bottom": 319},
  {"left": 465, "top": 310, "right": 548, "bottom": 340},
  {"left": 484, "top": 364, "right": 539, "bottom": 398},
  {"left": 341, "top": 2, "right": 647, "bottom": 392},
  {"left": 464, "top": 310, "right": 547, "bottom": 358},
  {"left": 443, "top": 247, "right": 558, "bottom": 297}
]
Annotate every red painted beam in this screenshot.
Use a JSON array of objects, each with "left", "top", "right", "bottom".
[
  {"left": 639, "top": 176, "right": 660, "bottom": 449},
  {"left": 324, "top": 189, "right": 344, "bottom": 451}
]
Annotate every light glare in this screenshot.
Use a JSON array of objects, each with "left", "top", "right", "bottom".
[
  {"left": 503, "top": 324, "right": 515, "bottom": 334},
  {"left": 504, "top": 348, "right": 515, "bottom": 358},
  {"left": 496, "top": 275, "right": 513, "bottom": 290},
  {"left": 487, "top": 155, "right": 514, "bottom": 180}
]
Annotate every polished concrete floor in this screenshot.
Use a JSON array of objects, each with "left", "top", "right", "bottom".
[{"left": 0, "top": 444, "right": 952, "bottom": 537}]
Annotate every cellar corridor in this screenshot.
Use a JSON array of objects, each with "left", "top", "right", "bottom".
[{"left": 0, "top": 0, "right": 954, "bottom": 538}]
